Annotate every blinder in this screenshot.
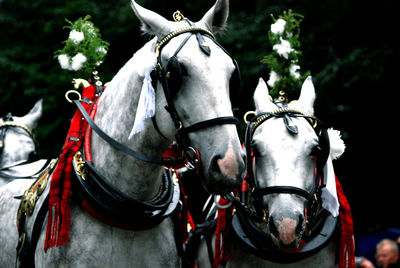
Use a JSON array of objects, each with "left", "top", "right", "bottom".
[
  {"left": 163, "top": 56, "right": 183, "bottom": 98},
  {"left": 155, "top": 32, "right": 241, "bottom": 105}
]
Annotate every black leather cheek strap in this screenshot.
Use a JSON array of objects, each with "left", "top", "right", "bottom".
[{"left": 183, "top": 117, "right": 238, "bottom": 133}]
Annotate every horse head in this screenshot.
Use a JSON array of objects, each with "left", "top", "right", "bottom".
[
  {"left": 249, "top": 77, "right": 343, "bottom": 250},
  {"left": 130, "top": 0, "right": 246, "bottom": 194},
  {"left": 0, "top": 99, "right": 42, "bottom": 167}
]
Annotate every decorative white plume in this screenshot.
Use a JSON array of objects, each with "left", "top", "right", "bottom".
[
  {"left": 128, "top": 42, "right": 157, "bottom": 139},
  {"left": 327, "top": 128, "right": 346, "bottom": 160}
]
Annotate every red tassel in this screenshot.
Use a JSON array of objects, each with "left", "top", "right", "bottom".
[
  {"left": 175, "top": 172, "right": 192, "bottom": 244},
  {"left": 336, "top": 176, "right": 355, "bottom": 268},
  {"left": 213, "top": 197, "right": 233, "bottom": 268},
  {"left": 44, "top": 85, "right": 99, "bottom": 251}
]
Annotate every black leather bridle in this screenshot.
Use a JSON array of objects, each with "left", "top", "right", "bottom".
[
  {"left": 74, "top": 24, "right": 240, "bottom": 170},
  {"left": 223, "top": 105, "right": 338, "bottom": 263},
  {"left": 243, "top": 106, "right": 330, "bottom": 215},
  {"left": 151, "top": 22, "right": 240, "bottom": 169}
]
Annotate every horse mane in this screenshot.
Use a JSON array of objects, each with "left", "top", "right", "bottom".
[{"left": 105, "top": 37, "right": 157, "bottom": 95}]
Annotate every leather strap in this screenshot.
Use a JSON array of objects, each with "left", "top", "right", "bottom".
[
  {"left": 254, "top": 186, "right": 313, "bottom": 202},
  {"left": 74, "top": 100, "right": 187, "bottom": 167},
  {"left": 0, "top": 158, "right": 52, "bottom": 180},
  {"left": 183, "top": 117, "right": 238, "bottom": 134}
]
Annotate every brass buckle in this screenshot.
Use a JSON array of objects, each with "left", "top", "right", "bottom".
[{"left": 73, "top": 151, "right": 86, "bottom": 180}]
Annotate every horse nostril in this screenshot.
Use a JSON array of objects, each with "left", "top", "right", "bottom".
[
  {"left": 210, "top": 154, "right": 221, "bottom": 173},
  {"left": 296, "top": 214, "right": 305, "bottom": 234},
  {"left": 211, "top": 152, "right": 240, "bottom": 179},
  {"left": 268, "top": 216, "right": 279, "bottom": 238}
]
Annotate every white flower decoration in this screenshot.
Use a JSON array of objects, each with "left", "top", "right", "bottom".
[
  {"left": 96, "top": 47, "right": 107, "bottom": 55},
  {"left": 57, "top": 54, "right": 72, "bottom": 70},
  {"left": 273, "top": 37, "right": 293, "bottom": 59},
  {"left": 271, "top": 19, "right": 286, "bottom": 35},
  {"left": 290, "top": 64, "right": 301, "bottom": 79},
  {"left": 71, "top": 53, "right": 87, "bottom": 71},
  {"left": 267, "top": 71, "right": 281, "bottom": 87},
  {"left": 69, "top": 30, "right": 85, "bottom": 44}
]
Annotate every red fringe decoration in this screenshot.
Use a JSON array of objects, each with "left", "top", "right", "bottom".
[
  {"left": 175, "top": 172, "right": 194, "bottom": 245},
  {"left": 213, "top": 197, "right": 233, "bottom": 268},
  {"left": 44, "top": 85, "right": 99, "bottom": 251},
  {"left": 336, "top": 176, "right": 355, "bottom": 268}
]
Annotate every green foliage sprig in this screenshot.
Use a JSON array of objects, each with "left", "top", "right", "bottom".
[
  {"left": 54, "top": 15, "right": 109, "bottom": 75},
  {"left": 261, "top": 10, "right": 310, "bottom": 101}
]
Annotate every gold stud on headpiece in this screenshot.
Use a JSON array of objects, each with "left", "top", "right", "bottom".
[
  {"left": 278, "top": 90, "right": 288, "bottom": 102},
  {"left": 173, "top": 11, "right": 186, "bottom": 22}
]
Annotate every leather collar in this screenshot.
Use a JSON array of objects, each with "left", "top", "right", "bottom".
[{"left": 72, "top": 150, "right": 180, "bottom": 230}]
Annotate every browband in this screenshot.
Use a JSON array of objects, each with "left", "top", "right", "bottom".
[{"left": 155, "top": 26, "right": 215, "bottom": 57}]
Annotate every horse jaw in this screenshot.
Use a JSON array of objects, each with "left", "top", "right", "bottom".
[{"left": 198, "top": 0, "right": 229, "bottom": 32}]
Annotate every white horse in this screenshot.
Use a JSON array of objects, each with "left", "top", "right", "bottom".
[
  {"left": 196, "top": 77, "right": 348, "bottom": 268},
  {"left": 0, "top": 0, "right": 245, "bottom": 267},
  {"left": 0, "top": 99, "right": 47, "bottom": 187}
]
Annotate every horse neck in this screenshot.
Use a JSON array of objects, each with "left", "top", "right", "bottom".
[{"left": 90, "top": 39, "right": 173, "bottom": 201}]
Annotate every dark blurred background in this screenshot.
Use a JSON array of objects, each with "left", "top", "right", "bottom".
[{"left": 1, "top": 0, "right": 398, "bottom": 252}]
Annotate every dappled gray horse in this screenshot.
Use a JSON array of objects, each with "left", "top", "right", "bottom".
[
  {"left": 196, "top": 77, "right": 348, "bottom": 268},
  {"left": 0, "top": 99, "right": 45, "bottom": 187},
  {"left": 0, "top": 0, "right": 245, "bottom": 267}
]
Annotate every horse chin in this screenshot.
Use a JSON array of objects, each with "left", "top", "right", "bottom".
[
  {"left": 202, "top": 170, "right": 241, "bottom": 194},
  {"left": 270, "top": 232, "right": 304, "bottom": 251},
  {"left": 268, "top": 214, "right": 306, "bottom": 251}
]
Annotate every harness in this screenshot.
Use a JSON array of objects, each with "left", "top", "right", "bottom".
[
  {"left": 228, "top": 105, "right": 338, "bottom": 263},
  {"left": 15, "top": 13, "right": 242, "bottom": 267}
]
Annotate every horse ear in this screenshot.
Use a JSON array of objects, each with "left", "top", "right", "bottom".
[
  {"left": 199, "top": 0, "right": 229, "bottom": 32},
  {"left": 131, "top": 0, "right": 174, "bottom": 37},
  {"left": 296, "top": 76, "right": 316, "bottom": 114},
  {"left": 19, "top": 99, "right": 43, "bottom": 130},
  {"left": 253, "top": 78, "right": 276, "bottom": 113}
]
